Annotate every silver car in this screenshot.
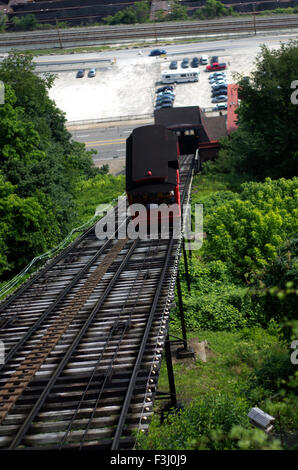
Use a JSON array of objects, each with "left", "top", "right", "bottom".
[{"left": 88, "top": 68, "right": 96, "bottom": 77}]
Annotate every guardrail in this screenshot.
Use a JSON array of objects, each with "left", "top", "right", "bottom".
[{"left": 66, "top": 113, "right": 154, "bottom": 127}]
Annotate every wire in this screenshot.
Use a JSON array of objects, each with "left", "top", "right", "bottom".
[{"left": 0, "top": 194, "right": 125, "bottom": 300}]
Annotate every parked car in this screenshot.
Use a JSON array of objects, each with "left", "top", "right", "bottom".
[
  {"left": 169, "top": 60, "right": 178, "bottom": 70},
  {"left": 156, "top": 86, "right": 174, "bottom": 93},
  {"left": 157, "top": 90, "right": 175, "bottom": 97},
  {"left": 88, "top": 68, "right": 96, "bottom": 77},
  {"left": 209, "top": 75, "right": 226, "bottom": 82},
  {"left": 212, "top": 95, "right": 228, "bottom": 103},
  {"left": 211, "top": 77, "right": 226, "bottom": 83},
  {"left": 156, "top": 97, "right": 175, "bottom": 104},
  {"left": 211, "top": 78, "right": 227, "bottom": 86},
  {"left": 211, "top": 82, "right": 227, "bottom": 90},
  {"left": 209, "top": 78, "right": 226, "bottom": 85},
  {"left": 211, "top": 90, "right": 227, "bottom": 98},
  {"left": 214, "top": 103, "right": 227, "bottom": 111},
  {"left": 156, "top": 101, "right": 174, "bottom": 109},
  {"left": 200, "top": 55, "right": 208, "bottom": 65},
  {"left": 181, "top": 58, "right": 189, "bottom": 68},
  {"left": 77, "top": 69, "right": 85, "bottom": 78},
  {"left": 209, "top": 72, "right": 226, "bottom": 80},
  {"left": 191, "top": 57, "right": 199, "bottom": 68},
  {"left": 149, "top": 49, "right": 167, "bottom": 56},
  {"left": 210, "top": 56, "right": 219, "bottom": 64},
  {"left": 206, "top": 63, "right": 227, "bottom": 72}
]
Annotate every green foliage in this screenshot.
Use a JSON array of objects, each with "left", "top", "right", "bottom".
[
  {"left": 251, "top": 349, "right": 295, "bottom": 393},
  {"left": 75, "top": 173, "right": 125, "bottom": 223},
  {"left": 203, "top": 178, "right": 298, "bottom": 276},
  {"left": 0, "top": 12, "right": 7, "bottom": 32},
  {"left": 259, "top": 6, "right": 298, "bottom": 15},
  {"left": 172, "top": 259, "right": 262, "bottom": 331},
  {"left": 0, "top": 51, "right": 115, "bottom": 281},
  {"left": 194, "top": 0, "right": 235, "bottom": 20},
  {"left": 103, "top": 1, "right": 150, "bottom": 25},
  {"left": 218, "top": 40, "right": 298, "bottom": 179},
  {"left": 12, "top": 14, "right": 38, "bottom": 31},
  {"left": 137, "top": 392, "right": 249, "bottom": 450},
  {"left": 168, "top": 1, "right": 189, "bottom": 21},
  {"left": 0, "top": 171, "right": 60, "bottom": 276},
  {"left": 228, "top": 425, "right": 282, "bottom": 450},
  {"left": 250, "top": 238, "right": 297, "bottom": 334}
]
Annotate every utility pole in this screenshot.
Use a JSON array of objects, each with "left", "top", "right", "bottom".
[
  {"left": 154, "top": 20, "right": 158, "bottom": 44},
  {"left": 55, "top": 17, "right": 63, "bottom": 49},
  {"left": 252, "top": 4, "right": 257, "bottom": 36}
]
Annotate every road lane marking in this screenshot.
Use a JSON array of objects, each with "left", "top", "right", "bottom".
[{"left": 85, "top": 138, "right": 126, "bottom": 146}]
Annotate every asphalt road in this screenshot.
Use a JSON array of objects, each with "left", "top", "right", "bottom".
[
  {"left": 71, "top": 122, "right": 151, "bottom": 161},
  {"left": 34, "top": 30, "right": 298, "bottom": 68}
]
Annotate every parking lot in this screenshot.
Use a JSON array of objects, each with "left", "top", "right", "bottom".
[{"left": 48, "top": 36, "right": 287, "bottom": 122}]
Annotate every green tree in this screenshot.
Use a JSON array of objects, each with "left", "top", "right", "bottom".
[
  {"left": 0, "top": 171, "right": 60, "bottom": 277},
  {"left": 251, "top": 238, "right": 297, "bottom": 333},
  {"left": 12, "top": 14, "right": 38, "bottom": 31},
  {"left": 134, "top": 0, "right": 150, "bottom": 23},
  {"left": 103, "top": 1, "right": 150, "bottom": 25},
  {"left": 0, "top": 11, "right": 7, "bottom": 32},
  {"left": 194, "top": 0, "right": 233, "bottom": 20},
  {"left": 203, "top": 178, "right": 298, "bottom": 276},
  {"left": 169, "top": 1, "right": 189, "bottom": 21},
  {"left": 218, "top": 41, "right": 298, "bottom": 179},
  {"left": 0, "top": 52, "right": 102, "bottom": 280},
  {"left": 104, "top": 7, "right": 137, "bottom": 25}
]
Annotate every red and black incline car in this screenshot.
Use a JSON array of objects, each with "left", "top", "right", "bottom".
[{"left": 126, "top": 124, "right": 181, "bottom": 222}]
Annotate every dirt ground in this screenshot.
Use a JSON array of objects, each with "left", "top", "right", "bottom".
[{"left": 94, "top": 156, "right": 125, "bottom": 175}]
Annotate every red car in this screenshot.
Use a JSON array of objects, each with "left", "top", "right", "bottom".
[{"left": 206, "top": 62, "right": 226, "bottom": 72}]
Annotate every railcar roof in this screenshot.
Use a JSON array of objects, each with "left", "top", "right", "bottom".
[{"left": 126, "top": 125, "right": 178, "bottom": 191}]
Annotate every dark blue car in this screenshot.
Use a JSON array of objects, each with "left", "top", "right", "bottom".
[{"left": 149, "top": 49, "right": 167, "bottom": 56}]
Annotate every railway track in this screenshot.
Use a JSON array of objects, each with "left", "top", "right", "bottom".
[
  {"left": 0, "top": 15, "right": 297, "bottom": 48},
  {"left": 0, "top": 154, "right": 194, "bottom": 450}
]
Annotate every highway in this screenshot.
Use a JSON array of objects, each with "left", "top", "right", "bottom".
[{"left": 71, "top": 122, "right": 152, "bottom": 162}]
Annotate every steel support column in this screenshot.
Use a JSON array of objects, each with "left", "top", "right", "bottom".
[
  {"left": 164, "top": 333, "right": 177, "bottom": 408},
  {"left": 182, "top": 240, "right": 191, "bottom": 293},
  {"left": 176, "top": 273, "right": 194, "bottom": 359}
]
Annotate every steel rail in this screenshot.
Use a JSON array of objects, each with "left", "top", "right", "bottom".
[
  {"left": 78, "top": 240, "right": 160, "bottom": 449},
  {"left": 1, "top": 16, "right": 297, "bottom": 48},
  {"left": 2, "top": 14, "right": 298, "bottom": 38},
  {"left": 8, "top": 238, "right": 138, "bottom": 449},
  {"left": 57, "top": 239, "right": 156, "bottom": 449},
  {"left": 0, "top": 154, "right": 194, "bottom": 450},
  {"left": 111, "top": 236, "right": 175, "bottom": 450},
  {"left": 111, "top": 156, "right": 194, "bottom": 450},
  {"left": 0, "top": 206, "right": 128, "bottom": 365},
  {"left": 0, "top": 222, "right": 96, "bottom": 315}
]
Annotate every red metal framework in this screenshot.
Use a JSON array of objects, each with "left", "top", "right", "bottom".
[{"left": 227, "top": 84, "right": 239, "bottom": 134}]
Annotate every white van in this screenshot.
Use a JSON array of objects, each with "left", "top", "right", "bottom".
[{"left": 161, "top": 70, "right": 199, "bottom": 84}]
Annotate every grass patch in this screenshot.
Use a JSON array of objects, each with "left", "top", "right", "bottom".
[{"left": 156, "top": 327, "right": 282, "bottom": 408}]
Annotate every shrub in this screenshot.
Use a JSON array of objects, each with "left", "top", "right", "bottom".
[
  {"left": 137, "top": 392, "right": 249, "bottom": 450},
  {"left": 171, "top": 260, "right": 263, "bottom": 331},
  {"left": 203, "top": 178, "right": 298, "bottom": 277}
]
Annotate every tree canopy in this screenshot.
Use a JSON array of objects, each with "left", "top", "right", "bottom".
[
  {"left": 0, "top": 51, "right": 101, "bottom": 280},
  {"left": 213, "top": 40, "right": 298, "bottom": 180}
]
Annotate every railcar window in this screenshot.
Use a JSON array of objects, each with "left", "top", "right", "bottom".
[{"left": 131, "top": 191, "right": 176, "bottom": 206}]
